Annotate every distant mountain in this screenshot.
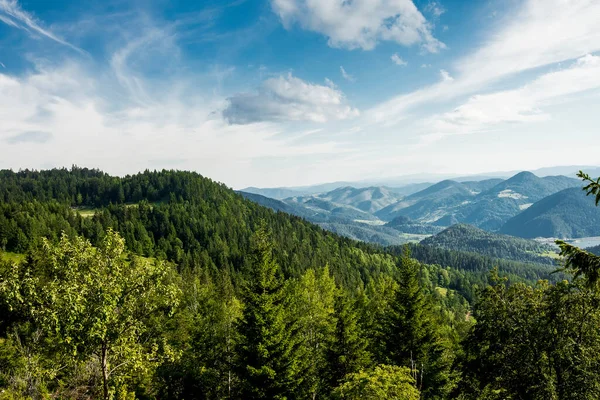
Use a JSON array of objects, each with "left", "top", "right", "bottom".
[
  {"left": 386, "top": 182, "right": 433, "bottom": 196},
  {"left": 461, "top": 179, "right": 505, "bottom": 193},
  {"left": 530, "top": 166, "right": 600, "bottom": 178},
  {"left": 317, "top": 222, "right": 408, "bottom": 246},
  {"left": 500, "top": 188, "right": 600, "bottom": 238},
  {"left": 376, "top": 172, "right": 580, "bottom": 230},
  {"left": 421, "top": 224, "right": 557, "bottom": 264},
  {"left": 239, "top": 187, "right": 306, "bottom": 200},
  {"left": 588, "top": 245, "right": 600, "bottom": 256},
  {"left": 384, "top": 216, "right": 443, "bottom": 235},
  {"left": 238, "top": 192, "right": 328, "bottom": 222},
  {"left": 240, "top": 192, "right": 419, "bottom": 246},
  {"left": 455, "top": 172, "right": 580, "bottom": 230},
  {"left": 375, "top": 180, "right": 475, "bottom": 222},
  {"left": 309, "top": 186, "right": 404, "bottom": 214}
]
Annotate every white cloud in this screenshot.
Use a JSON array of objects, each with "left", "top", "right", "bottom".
[
  {"left": 422, "top": 54, "right": 600, "bottom": 142},
  {"left": 0, "top": 0, "right": 84, "bottom": 54},
  {"left": 0, "top": 59, "right": 350, "bottom": 188},
  {"left": 439, "top": 69, "right": 453, "bottom": 82},
  {"left": 270, "top": 0, "right": 445, "bottom": 52},
  {"left": 222, "top": 73, "right": 359, "bottom": 124},
  {"left": 425, "top": 1, "right": 446, "bottom": 18},
  {"left": 391, "top": 54, "right": 408, "bottom": 66},
  {"left": 340, "top": 66, "right": 355, "bottom": 82},
  {"left": 368, "top": 0, "right": 600, "bottom": 122}
]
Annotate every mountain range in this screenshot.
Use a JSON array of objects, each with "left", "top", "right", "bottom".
[{"left": 240, "top": 169, "right": 598, "bottom": 245}]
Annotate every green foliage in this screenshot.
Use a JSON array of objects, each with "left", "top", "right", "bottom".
[
  {"left": 292, "top": 266, "right": 337, "bottom": 399},
  {"left": 235, "top": 224, "right": 302, "bottom": 399},
  {"left": 579, "top": 170, "right": 600, "bottom": 206},
  {"left": 556, "top": 241, "right": 600, "bottom": 288},
  {"left": 0, "top": 230, "right": 180, "bottom": 399},
  {"left": 326, "top": 291, "right": 372, "bottom": 390},
  {"left": 421, "top": 224, "right": 557, "bottom": 265},
  {"left": 378, "top": 247, "right": 453, "bottom": 397},
  {"left": 333, "top": 364, "right": 420, "bottom": 400},
  {"left": 458, "top": 274, "right": 600, "bottom": 399}
]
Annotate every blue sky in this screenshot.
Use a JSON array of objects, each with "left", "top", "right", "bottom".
[{"left": 1, "top": 0, "right": 600, "bottom": 188}]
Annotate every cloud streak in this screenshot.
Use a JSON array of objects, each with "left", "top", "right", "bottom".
[
  {"left": 0, "top": 0, "right": 85, "bottom": 54},
  {"left": 368, "top": 0, "right": 600, "bottom": 123},
  {"left": 420, "top": 54, "right": 600, "bottom": 143}
]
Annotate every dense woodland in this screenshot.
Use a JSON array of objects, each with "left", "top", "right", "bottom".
[{"left": 1, "top": 168, "right": 600, "bottom": 399}]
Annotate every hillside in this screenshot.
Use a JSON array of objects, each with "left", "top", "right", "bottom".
[
  {"left": 376, "top": 180, "right": 474, "bottom": 222},
  {"left": 500, "top": 187, "right": 600, "bottom": 238},
  {"left": 456, "top": 172, "right": 580, "bottom": 230},
  {"left": 287, "top": 186, "right": 403, "bottom": 214},
  {"left": 239, "top": 187, "right": 305, "bottom": 200},
  {"left": 384, "top": 216, "right": 443, "bottom": 235},
  {"left": 0, "top": 168, "right": 398, "bottom": 287},
  {"left": 588, "top": 245, "right": 600, "bottom": 256},
  {"left": 420, "top": 224, "right": 557, "bottom": 264}
]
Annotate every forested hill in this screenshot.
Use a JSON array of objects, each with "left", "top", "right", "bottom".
[
  {"left": 420, "top": 223, "right": 557, "bottom": 265},
  {"left": 0, "top": 168, "right": 559, "bottom": 283},
  {"left": 500, "top": 187, "right": 600, "bottom": 238},
  {"left": 0, "top": 167, "right": 399, "bottom": 287}
]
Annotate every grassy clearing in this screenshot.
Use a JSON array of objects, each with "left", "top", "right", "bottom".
[
  {"left": 0, "top": 251, "right": 26, "bottom": 263},
  {"left": 73, "top": 207, "right": 97, "bottom": 218}
]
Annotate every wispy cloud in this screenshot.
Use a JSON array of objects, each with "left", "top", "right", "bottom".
[
  {"left": 424, "top": 1, "right": 446, "bottom": 18},
  {"left": 391, "top": 54, "right": 408, "bottom": 66},
  {"left": 0, "top": 0, "right": 85, "bottom": 54},
  {"left": 368, "top": 0, "right": 600, "bottom": 123},
  {"left": 420, "top": 54, "right": 600, "bottom": 143},
  {"left": 271, "top": 0, "right": 445, "bottom": 52},
  {"left": 340, "top": 66, "right": 355, "bottom": 82},
  {"left": 6, "top": 131, "right": 52, "bottom": 144},
  {"left": 439, "top": 69, "right": 453, "bottom": 82}
]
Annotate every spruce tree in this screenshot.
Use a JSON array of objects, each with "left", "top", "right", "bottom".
[
  {"left": 236, "top": 223, "right": 301, "bottom": 399},
  {"left": 380, "top": 247, "right": 451, "bottom": 397},
  {"left": 326, "top": 291, "right": 371, "bottom": 390}
]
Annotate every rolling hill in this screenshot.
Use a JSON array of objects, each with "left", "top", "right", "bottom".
[
  {"left": 289, "top": 186, "right": 403, "bottom": 214},
  {"left": 500, "top": 188, "right": 600, "bottom": 238},
  {"left": 375, "top": 180, "right": 475, "bottom": 222},
  {"left": 420, "top": 224, "right": 557, "bottom": 264},
  {"left": 455, "top": 172, "right": 580, "bottom": 230}
]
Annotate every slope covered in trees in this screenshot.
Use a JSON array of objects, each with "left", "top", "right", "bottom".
[
  {"left": 500, "top": 187, "right": 600, "bottom": 238},
  {"left": 420, "top": 223, "right": 557, "bottom": 264}
]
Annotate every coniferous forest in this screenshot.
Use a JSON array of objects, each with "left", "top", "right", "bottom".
[{"left": 1, "top": 168, "right": 600, "bottom": 399}]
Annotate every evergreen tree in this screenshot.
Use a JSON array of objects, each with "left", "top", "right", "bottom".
[
  {"left": 236, "top": 223, "right": 302, "bottom": 399},
  {"left": 326, "top": 291, "right": 371, "bottom": 390},
  {"left": 294, "top": 266, "right": 337, "bottom": 400},
  {"left": 380, "top": 247, "right": 451, "bottom": 397}
]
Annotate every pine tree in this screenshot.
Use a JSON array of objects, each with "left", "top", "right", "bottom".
[
  {"left": 380, "top": 247, "right": 451, "bottom": 397},
  {"left": 294, "top": 266, "right": 337, "bottom": 400},
  {"left": 236, "top": 223, "right": 302, "bottom": 399},
  {"left": 326, "top": 291, "right": 371, "bottom": 390}
]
